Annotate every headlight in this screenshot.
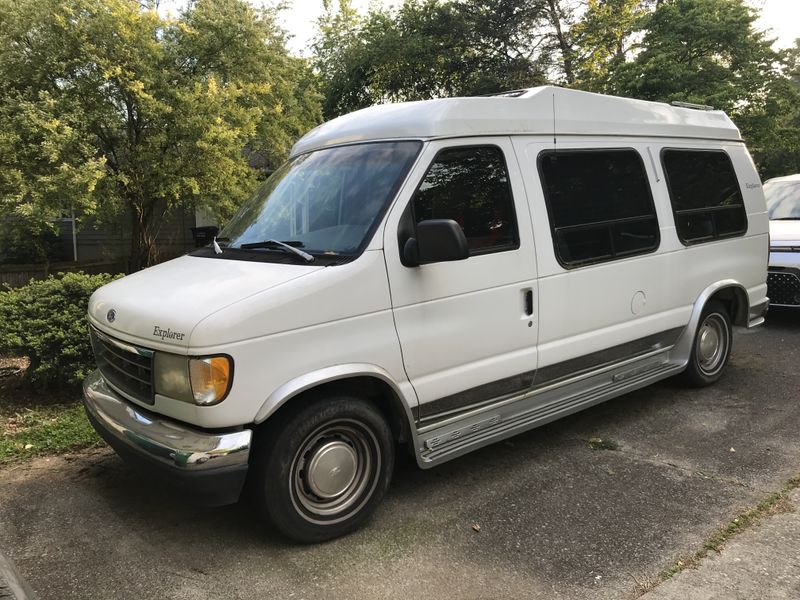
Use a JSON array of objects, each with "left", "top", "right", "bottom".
[
  {"left": 153, "top": 353, "right": 232, "bottom": 406},
  {"left": 153, "top": 353, "right": 193, "bottom": 402},
  {"left": 189, "top": 356, "right": 232, "bottom": 405}
]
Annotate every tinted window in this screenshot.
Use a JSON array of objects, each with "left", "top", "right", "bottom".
[
  {"left": 412, "top": 146, "right": 518, "bottom": 254},
  {"left": 661, "top": 149, "right": 747, "bottom": 244},
  {"left": 764, "top": 180, "right": 800, "bottom": 219},
  {"left": 538, "top": 149, "right": 659, "bottom": 267}
]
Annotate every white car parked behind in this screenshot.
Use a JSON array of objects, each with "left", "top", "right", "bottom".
[{"left": 765, "top": 174, "right": 800, "bottom": 307}]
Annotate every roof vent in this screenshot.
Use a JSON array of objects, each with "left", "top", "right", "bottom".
[
  {"left": 480, "top": 89, "right": 530, "bottom": 98},
  {"left": 670, "top": 100, "right": 714, "bottom": 111}
]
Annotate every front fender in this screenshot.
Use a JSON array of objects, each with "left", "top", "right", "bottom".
[{"left": 253, "top": 363, "right": 418, "bottom": 426}]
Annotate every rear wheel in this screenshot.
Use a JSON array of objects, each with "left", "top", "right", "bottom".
[
  {"left": 682, "top": 300, "right": 732, "bottom": 387},
  {"left": 251, "top": 394, "right": 394, "bottom": 543}
]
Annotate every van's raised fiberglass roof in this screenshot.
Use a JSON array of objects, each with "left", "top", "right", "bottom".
[{"left": 290, "top": 86, "right": 741, "bottom": 158}]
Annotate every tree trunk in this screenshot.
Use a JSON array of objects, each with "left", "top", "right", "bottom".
[
  {"left": 129, "top": 200, "right": 160, "bottom": 272},
  {"left": 547, "top": 0, "right": 575, "bottom": 85}
]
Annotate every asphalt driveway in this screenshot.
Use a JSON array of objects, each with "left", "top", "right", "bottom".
[{"left": 1, "top": 312, "right": 799, "bottom": 600}]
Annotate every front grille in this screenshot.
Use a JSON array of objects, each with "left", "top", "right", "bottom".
[
  {"left": 767, "top": 269, "right": 800, "bottom": 306},
  {"left": 90, "top": 327, "right": 155, "bottom": 404}
]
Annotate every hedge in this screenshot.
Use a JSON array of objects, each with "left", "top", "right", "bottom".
[{"left": 0, "top": 271, "right": 122, "bottom": 390}]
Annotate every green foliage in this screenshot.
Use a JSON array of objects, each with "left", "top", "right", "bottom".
[
  {"left": 587, "top": 436, "right": 620, "bottom": 451},
  {"left": 742, "top": 41, "right": 800, "bottom": 179},
  {"left": 313, "top": 0, "right": 552, "bottom": 118},
  {"left": 0, "top": 223, "right": 68, "bottom": 264},
  {"left": 0, "top": 272, "right": 122, "bottom": 390},
  {"left": 611, "top": 0, "right": 778, "bottom": 113},
  {"left": 0, "top": 0, "right": 322, "bottom": 270},
  {"left": 571, "top": 0, "right": 652, "bottom": 92},
  {"left": 0, "top": 404, "right": 103, "bottom": 463},
  {"left": 608, "top": 0, "right": 796, "bottom": 179}
]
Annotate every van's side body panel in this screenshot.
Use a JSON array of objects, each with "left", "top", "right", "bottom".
[
  {"left": 383, "top": 137, "right": 540, "bottom": 422},
  {"left": 407, "top": 135, "right": 767, "bottom": 466},
  {"left": 511, "top": 137, "right": 767, "bottom": 381},
  {"left": 516, "top": 137, "right": 686, "bottom": 376}
]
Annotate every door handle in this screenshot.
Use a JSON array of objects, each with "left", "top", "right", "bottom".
[{"left": 524, "top": 289, "right": 534, "bottom": 316}]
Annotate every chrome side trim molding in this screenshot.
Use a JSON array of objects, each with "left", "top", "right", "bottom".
[
  {"left": 419, "top": 370, "right": 535, "bottom": 422},
  {"left": 417, "top": 343, "right": 674, "bottom": 435},
  {"left": 418, "top": 327, "right": 682, "bottom": 429},
  {"left": 532, "top": 327, "right": 683, "bottom": 388},
  {"left": 414, "top": 350, "right": 682, "bottom": 467}
]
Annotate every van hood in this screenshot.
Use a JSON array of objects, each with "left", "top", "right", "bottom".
[
  {"left": 88, "top": 255, "right": 322, "bottom": 350},
  {"left": 769, "top": 220, "right": 800, "bottom": 245}
]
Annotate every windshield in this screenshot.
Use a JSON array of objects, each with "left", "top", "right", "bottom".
[
  {"left": 765, "top": 180, "right": 800, "bottom": 219},
  {"left": 219, "top": 141, "right": 422, "bottom": 257}
]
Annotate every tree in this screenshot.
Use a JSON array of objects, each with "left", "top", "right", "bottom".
[
  {"left": 312, "top": 0, "right": 553, "bottom": 119},
  {"left": 609, "top": 0, "right": 793, "bottom": 179},
  {"left": 740, "top": 40, "right": 800, "bottom": 179},
  {"left": 0, "top": 0, "right": 322, "bottom": 270},
  {"left": 570, "top": 0, "right": 652, "bottom": 92},
  {"left": 611, "top": 0, "right": 778, "bottom": 112},
  {"left": 543, "top": 0, "right": 577, "bottom": 85}
]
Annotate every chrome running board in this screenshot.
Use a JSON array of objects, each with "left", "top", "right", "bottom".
[{"left": 414, "top": 349, "right": 682, "bottom": 467}]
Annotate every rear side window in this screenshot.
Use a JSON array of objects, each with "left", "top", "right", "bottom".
[
  {"left": 411, "top": 146, "right": 518, "bottom": 254},
  {"left": 661, "top": 149, "right": 747, "bottom": 244},
  {"left": 538, "top": 149, "right": 659, "bottom": 268}
]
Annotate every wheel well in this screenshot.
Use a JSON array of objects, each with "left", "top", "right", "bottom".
[
  {"left": 708, "top": 286, "right": 748, "bottom": 326},
  {"left": 261, "top": 376, "right": 412, "bottom": 445}
]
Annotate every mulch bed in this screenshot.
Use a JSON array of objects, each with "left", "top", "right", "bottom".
[{"left": 0, "top": 356, "right": 77, "bottom": 411}]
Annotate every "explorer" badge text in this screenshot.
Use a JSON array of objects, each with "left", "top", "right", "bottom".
[{"left": 153, "top": 326, "right": 185, "bottom": 341}]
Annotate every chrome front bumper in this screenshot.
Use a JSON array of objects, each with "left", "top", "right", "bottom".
[{"left": 83, "top": 370, "right": 252, "bottom": 504}]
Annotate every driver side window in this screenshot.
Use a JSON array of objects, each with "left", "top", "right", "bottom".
[{"left": 409, "top": 145, "right": 519, "bottom": 255}]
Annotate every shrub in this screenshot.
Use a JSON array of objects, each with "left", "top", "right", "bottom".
[{"left": 0, "top": 271, "right": 122, "bottom": 390}]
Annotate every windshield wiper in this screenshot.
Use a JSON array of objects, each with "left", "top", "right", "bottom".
[
  {"left": 772, "top": 217, "right": 800, "bottom": 220},
  {"left": 239, "top": 239, "right": 315, "bottom": 262}
]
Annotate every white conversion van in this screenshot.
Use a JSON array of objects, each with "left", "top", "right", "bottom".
[{"left": 83, "top": 87, "right": 769, "bottom": 542}]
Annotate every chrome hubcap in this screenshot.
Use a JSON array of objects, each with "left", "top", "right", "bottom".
[
  {"left": 290, "top": 420, "right": 380, "bottom": 524},
  {"left": 305, "top": 441, "right": 358, "bottom": 499},
  {"left": 696, "top": 313, "right": 728, "bottom": 375}
]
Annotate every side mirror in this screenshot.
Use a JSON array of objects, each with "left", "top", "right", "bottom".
[{"left": 403, "top": 219, "right": 469, "bottom": 266}]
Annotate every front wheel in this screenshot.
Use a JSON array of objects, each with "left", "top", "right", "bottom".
[
  {"left": 251, "top": 394, "right": 394, "bottom": 543},
  {"left": 681, "top": 300, "right": 732, "bottom": 387}
]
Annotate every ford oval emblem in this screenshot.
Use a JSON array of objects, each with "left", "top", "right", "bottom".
[{"left": 106, "top": 309, "right": 116, "bottom": 323}]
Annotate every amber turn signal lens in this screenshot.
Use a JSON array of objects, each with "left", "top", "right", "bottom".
[{"left": 189, "top": 356, "right": 232, "bottom": 405}]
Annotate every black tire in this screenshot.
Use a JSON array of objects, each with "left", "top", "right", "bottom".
[
  {"left": 681, "top": 300, "right": 733, "bottom": 387},
  {"left": 251, "top": 394, "right": 394, "bottom": 543}
]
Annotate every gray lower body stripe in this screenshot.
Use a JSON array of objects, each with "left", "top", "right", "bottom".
[{"left": 418, "top": 327, "right": 684, "bottom": 424}]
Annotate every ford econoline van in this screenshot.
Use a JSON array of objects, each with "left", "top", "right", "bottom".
[{"left": 83, "top": 87, "right": 769, "bottom": 542}]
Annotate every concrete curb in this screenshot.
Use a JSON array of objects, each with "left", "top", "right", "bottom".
[{"left": 0, "top": 553, "right": 35, "bottom": 600}]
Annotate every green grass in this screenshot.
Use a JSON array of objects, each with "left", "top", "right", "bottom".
[
  {"left": 651, "top": 475, "right": 800, "bottom": 589},
  {"left": 588, "top": 436, "right": 620, "bottom": 451},
  {"left": 0, "top": 403, "right": 103, "bottom": 464}
]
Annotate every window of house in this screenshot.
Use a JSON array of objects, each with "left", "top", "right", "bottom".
[
  {"left": 410, "top": 146, "right": 518, "bottom": 255},
  {"left": 538, "top": 149, "right": 660, "bottom": 268},
  {"left": 661, "top": 149, "right": 747, "bottom": 244}
]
